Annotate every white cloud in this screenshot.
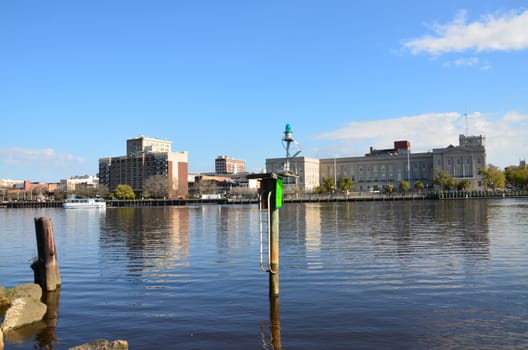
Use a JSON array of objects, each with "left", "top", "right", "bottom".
[
  {"left": 442, "top": 56, "right": 492, "bottom": 70},
  {"left": 503, "top": 111, "right": 528, "bottom": 122},
  {"left": 404, "top": 9, "right": 528, "bottom": 55},
  {"left": 0, "top": 147, "right": 85, "bottom": 167},
  {"left": 313, "top": 112, "right": 460, "bottom": 148},
  {"left": 444, "top": 56, "right": 477, "bottom": 66},
  {"left": 310, "top": 111, "right": 528, "bottom": 168},
  {"left": 484, "top": 111, "right": 528, "bottom": 167}
]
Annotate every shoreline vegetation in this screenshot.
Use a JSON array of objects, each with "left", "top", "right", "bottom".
[{"left": 2, "top": 190, "right": 528, "bottom": 208}]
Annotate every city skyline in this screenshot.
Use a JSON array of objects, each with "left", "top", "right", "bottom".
[{"left": 1, "top": 1, "right": 527, "bottom": 182}]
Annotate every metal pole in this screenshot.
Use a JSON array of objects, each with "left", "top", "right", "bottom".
[{"left": 334, "top": 156, "right": 337, "bottom": 191}]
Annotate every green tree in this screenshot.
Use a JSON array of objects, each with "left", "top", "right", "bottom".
[
  {"left": 114, "top": 184, "right": 135, "bottom": 199},
  {"left": 414, "top": 181, "right": 425, "bottom": 192},
  {"left": 399, "top": 180, "right": 411, "bottom": 192},
  {"left": 323, "top": 178, "right": 336, "bottom": 193},
  {"left": 505, "top": 166, "right": 528, "bottom": 188},
  {"left": 457, "top": 179, "right": 471, "bottom": 191},
  {"left": 313, "top": 186, "right": 324, "bottom": 194},
  {"left": 384, "top": 184, "right": 394, "bottom": 194},
  {"left": 433, "top": 169, "right": 456, "bottom": 190},
  {"left": 338, "top": 177, "right": 353, "bottom": 194},
  {"left": 479, "top": 164, "right": 505, "bottom": 189}
]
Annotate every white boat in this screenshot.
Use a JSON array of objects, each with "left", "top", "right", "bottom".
[{"left": 63, "top": 197, "right": 106, "bottom": 209}]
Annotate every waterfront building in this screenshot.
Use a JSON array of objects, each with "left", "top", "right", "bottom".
[
  {"left": 215, "top": 155, "right": 246, "bottom": 174},
  {"left": 99, "top": 136, "right": 188, "bottom": 198},
  {"left": 60, "top": 175, "right": 100, "bottom": 192},
  {"left": 320, "top": 140, "right": 431, "bottom": 192},
  {"left": 266, "top": 134, "right": 487, "bottom": 192},
  {"left": 432, "top": 135, "right": 486, "bottom": 189},
  {"left": 321, "top": 135, "right": 486, "bottom": 192},
  {"left": 2, "top": 180, "right": 58, "bottom": 201},
  {"left": 0, "top": 179, "right": 24, "bottom": 188},
  {"left": 126, "top": 136, "right": 171, "bottom": 156},
  {"left": 265, "top": 156, "right": 320, "bottom": 193}
]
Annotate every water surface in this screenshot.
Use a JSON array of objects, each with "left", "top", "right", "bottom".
[{"left": 1, "top": 199, "right": 527, "bottom": 349}]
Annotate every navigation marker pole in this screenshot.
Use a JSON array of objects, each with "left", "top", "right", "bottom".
[{"left": 250, "top": 123, "right": 301, "bottom": 297}]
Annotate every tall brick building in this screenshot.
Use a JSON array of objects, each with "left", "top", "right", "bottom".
[
  {"left": 99, "top": 136, "right": 188, "bottom": 198},
  {"left": 215, "top": 155, "right": 245, "bottom": 174}
]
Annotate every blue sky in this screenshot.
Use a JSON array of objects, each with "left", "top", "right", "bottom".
[{"left": 1, "top": 1, "right": 527, "bottom": 182}]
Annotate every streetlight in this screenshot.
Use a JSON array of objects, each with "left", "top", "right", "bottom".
[
  {"left": 333, "top": 156, "right": 337, "bottom": 192},
  {"left": 407, "top": 150, "right": 411, "bottom": 184},
  {"left": 282, "top": 123, "right": 302, "bottom": 173}
]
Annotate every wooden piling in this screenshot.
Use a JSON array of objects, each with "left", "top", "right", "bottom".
[
  {"left": 269, "top": 198, "right": 280, "bottom": 297},
  {"left": 261, "top": 176, "right": 280, "bottom": 296},
  {"left": 31, "top": 217, "right": 61, "bottom": 291}
]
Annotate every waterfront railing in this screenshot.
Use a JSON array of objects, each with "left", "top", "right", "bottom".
[{"left": 2, "top": 190, "right": 527, "bottom": 208}]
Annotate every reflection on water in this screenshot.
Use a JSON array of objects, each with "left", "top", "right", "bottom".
[
  {"left": 259, "top": 296, "right": 282, "bottom": 350},
  {"left": 100, "top": 207, "right": 190, "bottom": 281},
  {"left": 35, "top": 290, "right": 61, "bottom": 349},
  {"left": 0, "top": 199, "right": 527, "bottom": 349},
  {"left": 281, "top": 200, "right": 490, "bottom": 274}
]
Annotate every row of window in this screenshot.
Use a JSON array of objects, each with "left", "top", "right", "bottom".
[{"left": 436, "top": 157, "right": 482, "bottom": 166}]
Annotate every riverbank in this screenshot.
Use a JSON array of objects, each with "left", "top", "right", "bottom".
[{"left": 2, "top": 189, "right": 527, "bottom": 208}]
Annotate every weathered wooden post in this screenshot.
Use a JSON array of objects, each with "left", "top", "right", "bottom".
[
  {"left": 31, "top": 217, "right": 61, "bottom": 291},
  {"left": 248, "top": 172, "right": 284, "bottom": 296},
  {"left": 263, "top": 175, "right": 281, "bottom": 296}
]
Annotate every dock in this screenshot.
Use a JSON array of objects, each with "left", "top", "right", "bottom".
[{"left": 2, "top": 190, "right": 527, "bottom": 209}]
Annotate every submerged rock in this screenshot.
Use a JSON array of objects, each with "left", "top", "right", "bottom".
[
  {"left": 1, "top": 297, "right": 47, "bottom": 331},
  {"left": 0, "top": 286, "right": 8, "bottom": 308},
  {"left": 6, "top": 283, "right": 42, "bottom": 302},
  {"left": 68, "top": 339, "right": 129, "bottom": 350}
]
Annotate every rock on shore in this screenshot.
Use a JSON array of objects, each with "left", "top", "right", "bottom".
[
  {"left": 0, "top": 283, "right": 47, "bottom": 333},
  {"left": 0, "top": 286, "right": 8, "bottom": 310},
  {"left": 5, "top": 283, "right": 42, "bottom": 301},
  {"left": 1, "top": 284, "right": 128, "bottom": 349},
  {"left": 69, "top": 339, "right": 129, "bottom": 350},
  {"left": 1, "top": 297, "right": 47, "bottom": 332}
]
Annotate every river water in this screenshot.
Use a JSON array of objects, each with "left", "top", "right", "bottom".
[{"left": 1, "top": 199, "right": 527, "bottom": 349}]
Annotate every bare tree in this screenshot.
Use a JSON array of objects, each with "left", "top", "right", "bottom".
[
  {"left": 194, "top": 179, "right": 218, "bottom": 196},
  {"left": 143, "top": 175, "right": 168, "bottom": 199}
]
